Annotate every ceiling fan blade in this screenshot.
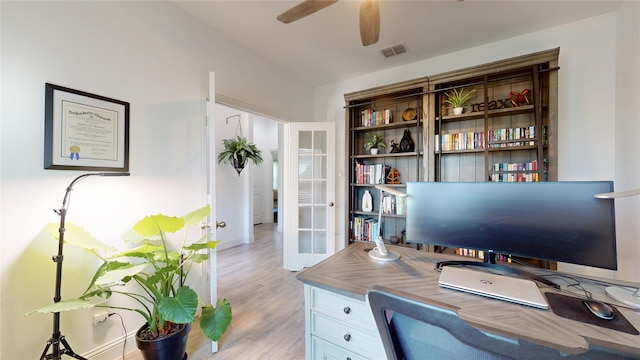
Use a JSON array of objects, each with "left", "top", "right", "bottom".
[
  {"left": 277, "top": 0, "right": 338, "bottom": 24},
  {"left": 359, "top": 0, "right": 380, "bottom": 46}
]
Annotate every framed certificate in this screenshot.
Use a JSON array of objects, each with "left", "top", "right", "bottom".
[{"left": 44, "top": 83, "right": 129, "bottom": 171}]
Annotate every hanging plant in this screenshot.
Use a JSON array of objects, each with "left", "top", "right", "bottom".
[{"left": 217, "top": 135, "right": 263, "bottom": 175}]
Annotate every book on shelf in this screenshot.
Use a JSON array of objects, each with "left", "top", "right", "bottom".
[
  {"left": 396, "top": 195, "right": 405, "bottom": 216},
  {"left": 488, "top": 126, "right": 541, "bottom": 148},
  {"left": 436, "top": 126, "right": 547, "bottom": 151},
  {"left": 352, "top": 216, "right": 378, "bottom": 242},
  {"left": 454, "top": 249, "right": 513, "bottom": 263},
  {"left": 355, "top": 162, "right": 390, "bottom": 185},
  {"left": 489, "top": 160, "right": 539, "bottom": 182},
  {"left": 437, "top": 131, "right": 485, "bottom": 151},
  {"left": 360, "top": 109, "right": 392, "bottom": 127},
  {"left": 381, "top": 194, "right": 406, "bottom": 216}
]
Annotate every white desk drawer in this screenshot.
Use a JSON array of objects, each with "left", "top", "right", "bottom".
[
  {"left": 311, "top": 312, "right": 382, "bottom": 358},
  {"left": 311, "top": 335, "right": 371, "bottom": 360},
  {"left": 310, "top": 287, "right": 372, "bottom": 327}
]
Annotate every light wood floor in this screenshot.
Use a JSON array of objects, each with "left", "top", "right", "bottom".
[{"left": 125, "top": 223, "right": 305, "bottom": 360}]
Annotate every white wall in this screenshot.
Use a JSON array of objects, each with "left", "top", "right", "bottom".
[
  {"left": 316, "top": 8, "right": 640, "bottom": 283},
  {"left": 0, "top": 2, "right": 314, "bottom": 359},
  {"left": 253, "top": 115, "right": 280, "bottom": 224}
]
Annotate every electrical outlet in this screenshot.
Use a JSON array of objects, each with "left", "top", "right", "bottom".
[{"left": 93, "top": 310, "right": 108, "bottom": 326}]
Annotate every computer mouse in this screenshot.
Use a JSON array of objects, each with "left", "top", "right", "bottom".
[{"left": 583, "top": 300, "right": 615, "bottom": 320}]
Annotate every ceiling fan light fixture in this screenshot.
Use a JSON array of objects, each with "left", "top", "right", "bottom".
[
  {"left": 276, "top": 0, "right": 338, "bottom": 24},
  {"left": 381, "top": 43, "right": 408, "bottom": 58},
  {"left": 360, "top": 0, "right": 380, "bottom": 46},
  {"left": 277, "top": 0, "right": 382, "bottom": 47}
]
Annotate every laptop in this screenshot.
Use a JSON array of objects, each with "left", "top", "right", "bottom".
[{"left": 438, "top": 266, "right": 549, "bottom": 309}]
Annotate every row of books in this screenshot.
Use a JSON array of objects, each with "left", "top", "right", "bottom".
[
  {"left": 381, "top": 195, "right": 406, "bottom": 216},
  {"left": 488, "top": 126, "right": 536, "bottom": 142},
  {"left": 489, "top": 160, "right": 539, "bottom": 182},
  {"left": 354, "top": 162, "right": 391, "bottom": 184},
  {"left": 435, "top": 126, "right": 546, "bottom": 152},
  {"left": 488, "top": 126, "right": 548, "bottom": 148},
  {"left": 360, "top": 109, "right": 392, "bottom": 127},
  {"left": 435, "top": 131, "right": 485, "bottom": 152},
  {"left": 455, "top": 249, "right": 512, "bottom": 263},
  {"left": 352, "top": 217, "right": 378, "bottom": 243}
]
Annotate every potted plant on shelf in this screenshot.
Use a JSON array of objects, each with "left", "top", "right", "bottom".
[
  {"left": 364, "top": 133, "right": 386, "bottom": 155},
  {"left": 30, "top": 206, "right": 232, "bottom": 360},
  {"left": 443, "top": 87, "right": 476, "bottom": 115},
  {"left": 217, "top": 135, "right": 263, "bottom": 175}
]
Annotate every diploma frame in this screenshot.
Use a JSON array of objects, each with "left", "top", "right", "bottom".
[{"left": 44, "top": 83, "right": 129, "bottom": 171}]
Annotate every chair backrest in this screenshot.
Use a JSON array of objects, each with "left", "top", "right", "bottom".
[{"left": 366, "top": 286, "right": 637, "bottom": 360}]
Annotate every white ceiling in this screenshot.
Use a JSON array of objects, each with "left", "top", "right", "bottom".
[{"left": 171, "top": 0, "right": 622, "bottom": 87}]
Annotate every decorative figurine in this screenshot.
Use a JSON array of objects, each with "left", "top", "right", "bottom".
[
  {"left": 387, "top": 168, "right": 401, "bottom": 184},
  {"left": 509, "top": 88, "right": 530, "bottom": 107},
  {"left": 389, "top": 139, "right": 401, "bottom": 153}
]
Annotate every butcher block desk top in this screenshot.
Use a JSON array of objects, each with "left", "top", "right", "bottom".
[{"left": 296, "top": 242, "right": 640, "bottom": 356}]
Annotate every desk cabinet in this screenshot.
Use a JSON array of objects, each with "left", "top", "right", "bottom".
[
  {"left": 304, "top": 284, "right": 384, "bottom": 359},
  {"left": 297, "top": 243, "right": 640, "bottom": 359}
]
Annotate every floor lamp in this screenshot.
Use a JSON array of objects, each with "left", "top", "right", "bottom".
[
  {"left": 40, "top": 172, "right": 130, "bottom": 360},
  {"left": 368, "top": 185, "right": 407, "bottom": 262},
  {"left": 595, "top": 188, "right": 640, "bottom": 309}
]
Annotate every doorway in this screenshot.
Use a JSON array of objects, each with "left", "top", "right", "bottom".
[{"left": 214, "top": 103, "right": 284, "bottom": 251}]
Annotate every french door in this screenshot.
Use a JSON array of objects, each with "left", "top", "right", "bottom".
[{"left": 284, "top": 122, "right": 336, "bottom": 271}]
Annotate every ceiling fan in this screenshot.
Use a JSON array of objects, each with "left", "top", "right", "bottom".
[{"left": 277, "top": 0, "right": 380, "bottom": 46}]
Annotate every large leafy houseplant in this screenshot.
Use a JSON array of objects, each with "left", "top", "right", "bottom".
[
  {"left": 31, "top": 206, "right": 232, "bottom": 345},
  {"left": 217, "top": 136, "right": 263, "bottom": 175}
]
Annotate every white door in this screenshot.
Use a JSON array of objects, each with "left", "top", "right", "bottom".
[
  {"left": 252, "top": 168, "right": 263, "bottom": 224},
  {"left": 204, "top": 71, "right": 220, "bottom": 353},
  {"left": 284, "top": 122, "right": 336, "bottom": 271}
]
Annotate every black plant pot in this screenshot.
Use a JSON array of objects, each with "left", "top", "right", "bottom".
[
  {"left": 232, "top": 157, "right": 246, "bottom": 175},
  {"left": 136, "top": 323, "right": 190, "bottom": 360}
]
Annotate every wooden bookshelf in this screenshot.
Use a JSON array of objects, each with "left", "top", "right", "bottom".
[
  {"left": 344, "top": 79, "right": 427, "bottom": 246},
  {"left": 425, "top": 48, "right": 559, "bottom": 268},
  {"left": 343, "top": 49, "right": 559, "bottom": 268}
]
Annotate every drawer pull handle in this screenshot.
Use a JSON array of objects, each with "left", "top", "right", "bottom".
[
  {"left": 347, "top": 358, "right": 352, "bottom": 360},
  {"left": 343, "top": 333, "right": 351, "bottom": 342},
  {"left": 343, "top": 306, "right": 351, "bottom": 314}
]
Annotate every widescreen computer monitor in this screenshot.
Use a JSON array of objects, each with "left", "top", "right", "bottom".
[{"left": 405, "top": 181, "right": 617, "bottom": 270}]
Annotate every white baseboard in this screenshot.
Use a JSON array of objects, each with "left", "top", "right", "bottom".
[
  {"left": 216, "top": 236, "right": 245, "bottom": 251},
  {"left": 81, "top": 331, "right": 137, "bottom": 360}
]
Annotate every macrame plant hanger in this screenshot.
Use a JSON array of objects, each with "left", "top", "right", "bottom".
[{"left": 226, "top": 114, "right": 246, "bottom": 175}]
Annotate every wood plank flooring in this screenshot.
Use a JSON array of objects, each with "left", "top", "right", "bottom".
[{"left": 125, "top": 223, "right": 305, "bottom": 360}]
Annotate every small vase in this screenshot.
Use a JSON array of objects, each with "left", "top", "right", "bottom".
[
  {"left": 399, "top": 129, "right": 415, "bottom": 152},
  {"left": 453, "top": 107, "right": 464, "bottom": 115},
  {"left": 370, "top": 148, "right": 379, "bottom": 155},
  {"left": 232, "top": 157, "right": 246, "bottom": 175},
  {"left": 362, "top": 190, "right": 373, "bottom": 212}
]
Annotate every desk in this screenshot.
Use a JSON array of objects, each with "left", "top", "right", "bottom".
[{"left": 296, "top": 243, "right": 640, "bottom": 359}]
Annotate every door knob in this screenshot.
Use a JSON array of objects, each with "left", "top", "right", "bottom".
[
  {"left": 328, "top": 202, "right": 334, "bottom": 207},
  {"left": 216, "top": 221, "right": 226, "bottom": 229}
]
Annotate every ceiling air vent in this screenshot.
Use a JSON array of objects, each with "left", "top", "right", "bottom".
[{"left": 381, "top": 43, "right": 408, "bottom": 58}]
